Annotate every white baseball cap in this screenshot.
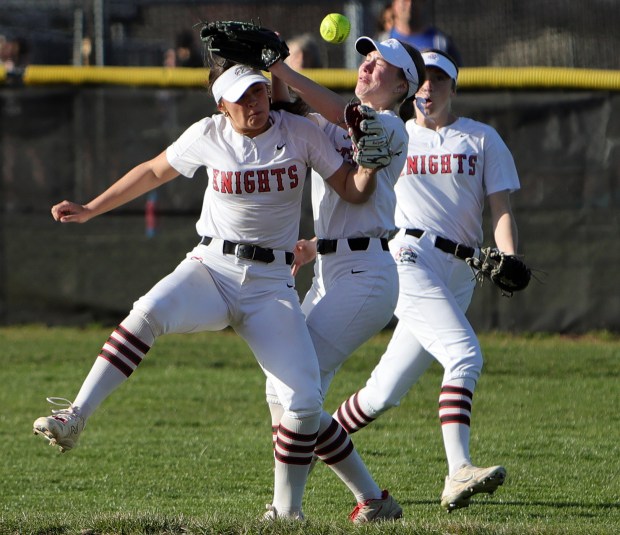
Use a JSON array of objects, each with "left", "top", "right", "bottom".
[
  {"left": 421, "top": 51, "right": 459, "bottom": 82},
  {"left": 212, "top": 65, "right": 270, "bottom": 103},
  {"left": 355, "top": 37, "right": 420, "bottom": 99}
]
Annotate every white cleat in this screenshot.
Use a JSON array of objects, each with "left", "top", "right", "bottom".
[
  {"left": 33, "top": 397, "right": 85, "bottom": 453},
  {"left": 349, "top": 490, "right": 403, "bottom": 524},
  {"left": 441, "top": 464, "right": 506, "bottom": 512},
  {"left": 262, "top": 504, "right": 304, "bottom": 521}
]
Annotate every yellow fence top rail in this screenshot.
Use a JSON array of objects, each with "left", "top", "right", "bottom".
[{"left": 0, "top": 65, "right": 618, "bottom": 91}]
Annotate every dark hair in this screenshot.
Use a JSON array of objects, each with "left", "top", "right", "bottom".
[
  {"left": 396, "top": 41, "right": 427, "bottom": 121},
  {"left": 271, "top": 98, "right": 309, "bottom": 116},
  {"left": 207, "top": 59, "right": 307, "bottom": 116}
]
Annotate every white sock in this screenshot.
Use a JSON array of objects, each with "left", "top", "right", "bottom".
[
  {"left": 316, "top": 412, "right": 381, "bottom": 503},
  {"left": 439, "top": 378, "right": 476, "bottom": 475},
  {"left": 272, "top": 412, "right": 319, "bottom": 517},
  {"left": 268, "top": 401, "right": 285, "bottom": 449},
  {"left": 73, "top": 313, "right": 155, "bottom": 420}
]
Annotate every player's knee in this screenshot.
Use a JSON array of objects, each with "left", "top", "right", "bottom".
[
  {"left": 359, "top": 383, "right": 402, "bottom": 414},
  {"left": 286, "top": 392, "right": 323, "bottom": 419},
  {"left": 286, "top": 406, "right": 322, "bottom": 420},
  {"left": 445, "top": 356, "right": 482, "bottom": 383},
  {"left": 369, "top": 391, "right": 401, "bottom": 413},
  {"left": 123, "top": 309, "right": 161, "bottom": 341},
  {"left": 130, "top": 303, "right": 166, "bottom": 338},
  {"left": 266, "top": 394, "right": 280, "bottom": 405}
]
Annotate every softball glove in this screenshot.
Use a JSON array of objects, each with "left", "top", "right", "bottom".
[
  {"left": 345, "top": 100, "right": 398, "bottom": 169},
  {"left": 466, "top": 247, "right": 531, "bottom": 296},
  {"left": 200, "top": 20, "right": 289, "bottom": 71}
]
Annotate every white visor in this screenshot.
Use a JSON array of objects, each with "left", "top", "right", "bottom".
[
  {"left": 421, "top": 51, "right": 459, "bottom": 82},
  {"left": 355, "top": 36, "right": 420, "bottom": 99},
  {"left": 212, "top": 65, "right": 269, "bottom": 103}
]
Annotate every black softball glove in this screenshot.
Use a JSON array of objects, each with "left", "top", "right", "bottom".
[
  {"left": 466, "top": 247, "right": 531, "bottom": 296},
  {"left": 200, "top": 20, "right": 289, "bottom": 71}
]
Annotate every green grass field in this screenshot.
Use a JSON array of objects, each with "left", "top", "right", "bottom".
[{"left": 1, "top": 326, "right": 618, "bottom": 534}]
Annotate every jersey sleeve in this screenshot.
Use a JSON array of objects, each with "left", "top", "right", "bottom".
[
  {"left": 482, "top": 125, "right": 521, "bottom": 195},
  {"left": 165, "top": 117, "right": 212, "bottom": 178},
  {"left": 307, "top": 112, "right": 329, "bottom": 130},
  {"left": 302, "top": 117, "right": 346, "bottom": 179},
  {"left": 379, "top": 112, "right": 408, "bottom": 179}
]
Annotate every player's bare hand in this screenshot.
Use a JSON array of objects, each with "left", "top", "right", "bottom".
[
  {"left": 291, "top": 239, "right": 317, "bottom": 277},
  {"left": 51, "top": 200, "right": 93, "bottom": 223}
]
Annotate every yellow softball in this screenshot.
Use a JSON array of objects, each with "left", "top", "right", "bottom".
[{"left": 320, "top": 13, "right": 350, "bottom": 44}]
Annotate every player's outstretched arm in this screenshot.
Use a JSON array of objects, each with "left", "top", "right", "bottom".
[
  {"left": 269, "top": 60, "right": 347, "bottom": 126},
  {"left": 326, "top": 162, "right": 377, "bottom": 204},
  {"left": 52, "top": 151, "right": 179, "bottom": 223},
  {"left": 270, "top": 72, "right": 292, "bottom": 104},
  {"left": 488, "top": 190, "right": 518, "bottom": 254}
]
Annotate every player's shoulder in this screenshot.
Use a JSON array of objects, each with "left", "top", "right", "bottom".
[
  {"left": 181, "top": 115, "right": 219, "bottom": 136},
  {"left": 272, "top": 109, "right": 325, "bottom": 139},
  {"left": 377, "top": 110, "right": 407, "bottom": 140},
  {"left": 452, "top": 117, "right": 503, "bottom": 139},
  {"left": 378, "top": 109, "right": 405, "bottom": 127}
]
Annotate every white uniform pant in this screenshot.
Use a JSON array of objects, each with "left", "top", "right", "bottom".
[
  {"left": 363, "top": 229, "right": 481, "bottom": 411},
  {"left": 266, "top": 238, "right": 398, "bottom": 403},
  {"left": 132, "top": 240, "right": 322, "bottom": 417}
]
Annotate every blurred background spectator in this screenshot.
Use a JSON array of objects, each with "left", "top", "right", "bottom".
[
  {"left": 163, "top": 29, "right": 203, "bottom": 68},
  {"left": 286, "top": 33, "right": 323, "bottom": 70},
  {"left": 388, "top": 0, "right": 462, "bottom": 65},
  {"left": 375, "top": 2, "right": 395, "bottom": 42},
  {"left": 0, "top": 35, "right": 30, "bottom": 72}
]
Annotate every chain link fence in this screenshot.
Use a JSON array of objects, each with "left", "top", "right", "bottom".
[{"left": 1, "top": 1, "right": 619, "bottom": 69}]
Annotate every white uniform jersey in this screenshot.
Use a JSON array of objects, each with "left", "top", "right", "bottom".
[
  {"left": 309, "top": 110, "right": 408, "bottom": 239},
  {"left": 395, "top": 117, "right": 520, "bottom": 246},
  {"left": 166, "top": 111, "right": 344, "bottom": 251}
]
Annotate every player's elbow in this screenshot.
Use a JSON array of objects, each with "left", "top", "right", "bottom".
[{"left": 347, "top": 187, "right": 374, "bottom": 204}]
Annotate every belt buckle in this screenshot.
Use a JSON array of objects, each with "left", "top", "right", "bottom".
[
  {"left": 235, "top": 244, "right": 255, "bottom": 260},
  {"left": 454, "top": 243, "right": 468, "bottom": 259},
  {"left": 236, "top": 244, "right": 275, "bottom": 263}
]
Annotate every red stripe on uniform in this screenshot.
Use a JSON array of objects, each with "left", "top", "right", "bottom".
[
  {"left": 440, "top": 414, "right": 471, "bottom": 426},
  {"left": 98, "top": 350, "right": 133, "bottom": 377},
  {"left": 440, "top": 385, "right": 473, "bottom": 398},
  {"left": 315, "top": 426, "right": 348, "bottom": 457},
  {"left": 316, "top": 418, "right": 339, "bottom": 447},
  {"left": 322, "top": 440, "right": 354, "bottom": 465},
  {"left": 116, "top": 325, "right": 150, "bottom": 354},
  {"left": 439, "top": 399, "right": 472, "bottom": 411},
  {"left": 105, "top": 336, "right": 143, "bottom": 366},
  {"left": 274, "top": 450, "right": 313, "bottom": 465},
  {"left": 276, "top": 437, "right": 316, "bottom": 454},
  {"left": 278, "top": 424, "right": 318, "bottom": 443}
]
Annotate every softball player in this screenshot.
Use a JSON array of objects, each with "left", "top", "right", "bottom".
[
  {"left": 266, "top": 38, "right": 425, "bottom": 522},
  {"left": 334, "top": 49, "right": 521, "bottom": 511},
  {"left": 32, "top": 62, "right": 384, "bottom": 520}
]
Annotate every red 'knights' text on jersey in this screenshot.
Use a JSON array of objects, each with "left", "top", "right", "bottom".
[
  {"left": 211, "top": 166, "right": 300, "bottom": 194},
  {"left": 395, "top": 117, "right": 520, "bottom": 247},
  {"left": 165, "top": 111, "right": 344, "bottom": 251},
  {"left": 405, "top": 154, "right": 477, "bottom": 176}
]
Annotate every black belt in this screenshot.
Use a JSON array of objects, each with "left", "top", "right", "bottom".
[
  {"left": 200, "top": 236, "right": 294, "bottom": 265},
  {"left": 316, "top": 237, "right": 389, "bottom": 255},
  {"left": 405, "top": 229, "right": 475, "bottom": 261}
]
